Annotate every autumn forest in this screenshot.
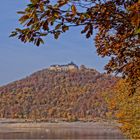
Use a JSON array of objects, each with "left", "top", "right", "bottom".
[{"left": 1, "top": 0, "right": 139, "bottom": 139}]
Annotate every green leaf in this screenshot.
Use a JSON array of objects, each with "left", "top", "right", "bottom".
[{"left": 134, "top": 28, "right": 140, "bottom": 35}]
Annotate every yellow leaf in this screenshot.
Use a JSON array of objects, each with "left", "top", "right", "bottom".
[{"left": 71, "top": 5, "right": 77, "bottom": 15}]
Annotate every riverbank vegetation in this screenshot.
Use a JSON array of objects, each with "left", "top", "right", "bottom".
[{"left": 107, "top": 80, "right": 140, "bottom": 139}]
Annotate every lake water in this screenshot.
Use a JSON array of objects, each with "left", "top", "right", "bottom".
[{"left": 0, "top": 124, "right": 125, "bottom": 139}]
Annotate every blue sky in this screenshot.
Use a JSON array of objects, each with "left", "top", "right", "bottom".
[{"left": 0, "top": 0, "right": 108, "bottom": 86}]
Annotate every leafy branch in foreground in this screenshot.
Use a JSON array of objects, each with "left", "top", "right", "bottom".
[{"left": 10, "top": 0, "right": 140, "bottom": 90}]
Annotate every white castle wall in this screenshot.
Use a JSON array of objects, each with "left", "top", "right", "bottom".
[{"left": 48, "top": 64, "right": 78, "bottom": 71}]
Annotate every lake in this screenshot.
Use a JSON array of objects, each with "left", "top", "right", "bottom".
[{"left": 0, "top": 121, "right": 126, "bottom": 139}]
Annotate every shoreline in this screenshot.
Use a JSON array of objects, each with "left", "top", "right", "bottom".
[
  {"left": 0, "top": 118, "right": 120, "bottom": 127},
  {"left": 0, "top": 119, "right": 126, "bottom": 139},
  {"left": 0, "top": 119, "right": 121, "bottom": 131}
]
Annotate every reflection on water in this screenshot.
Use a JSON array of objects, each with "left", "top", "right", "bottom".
[{"left": 0, "top": 127, "right": 125, "bottom": 139}]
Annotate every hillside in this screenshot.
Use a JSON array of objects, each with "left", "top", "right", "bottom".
[{"left": 0, "top": 65, "right": 118, "bottom": 121}]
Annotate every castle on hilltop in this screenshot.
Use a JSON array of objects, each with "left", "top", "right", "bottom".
[{"left": 48, "top": 62, "right": 78, "bottom": 71}]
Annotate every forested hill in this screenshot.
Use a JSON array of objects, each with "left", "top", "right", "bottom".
[{"left": 0, "top": 65, "right": 118, "bottom": 121}]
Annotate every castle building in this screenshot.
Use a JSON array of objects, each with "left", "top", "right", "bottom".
[{"left": 48, "top": 62, "right": 78, "bottom": 71}]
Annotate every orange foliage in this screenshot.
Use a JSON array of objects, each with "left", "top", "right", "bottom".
[
  {"left": 0, "top": 66, "right": 117, "bottom": 121},
  {"left": 108, "top": 79, "right": 140, "bottom": 139}
]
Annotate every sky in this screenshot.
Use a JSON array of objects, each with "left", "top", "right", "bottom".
[{"left": 0, "top": 0, "right": 109, "bottom": 86}]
